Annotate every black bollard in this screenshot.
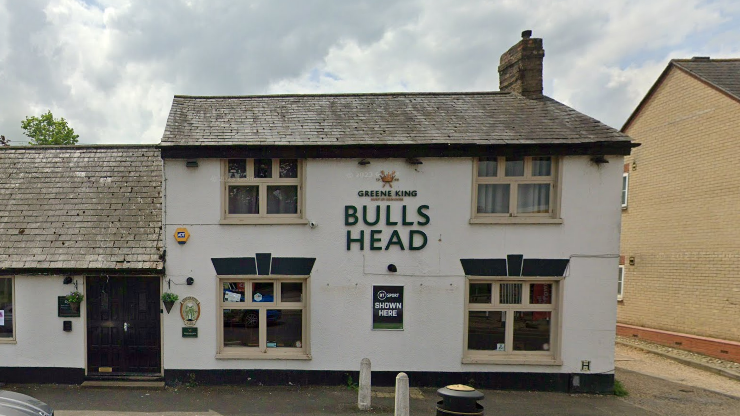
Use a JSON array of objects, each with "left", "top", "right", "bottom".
[{"left": 436, "top": 384, "right": 484, "bottom": 416}]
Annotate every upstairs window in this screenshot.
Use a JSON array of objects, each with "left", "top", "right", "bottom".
[
  {"left": 622, "top": 172, "right": 629, "bottom": 209},
  {"left": 472, "top": 157, "right": 560, "bottom": 223},
  {"left": 222, "top": 159, "right": 305, "bottom": 224}
]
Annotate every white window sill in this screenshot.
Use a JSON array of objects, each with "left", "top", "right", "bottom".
[
  {"left": 469, "top": 217, "right": 563, "bottom": 225},
  {"left": 462, "top": 356, "right": 562, "bottom": 366},
  {"left": 216, "top": 352, "right": 312, "bottom": 360},
  {"left": 220, "top": 218, "right": 309, "bottom": 225},
  {"left": 0, "top": 339, "right": 17, "bottom": 344}
]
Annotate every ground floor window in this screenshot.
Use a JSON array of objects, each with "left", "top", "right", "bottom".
[
  {"left": 217, "top": 276, "right": 309, "bottom": 359},
  {"left": 464, "top": 278, "right": 560, "bottom": 364},
  {"left": 0, "top": 277, "right": 13, "bottom": 341}
]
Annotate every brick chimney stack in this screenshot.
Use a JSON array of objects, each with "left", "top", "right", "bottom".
[{"left": 498, "top": 30, "right": 545, "bottom": 99}]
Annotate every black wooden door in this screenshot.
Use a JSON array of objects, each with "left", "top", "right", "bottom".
[{"left": 87, "top": 276, "right": 161, "bottom": 374}]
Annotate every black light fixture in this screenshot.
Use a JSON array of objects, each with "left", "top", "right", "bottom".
[
  {"left": 186, "top": 277, "right": 194, "bottom": 285},
  {"left": 186, "top": 159, "right": 199, "bottom": 168},
  {"left": 358, "top": 159, "right": 371, "bottom": 166},
  {"left": 387, "top": 264, "right": 398, "bottom": 273},
  {"left": 63, "top": 276, "right": 73, "bottom": 285},
  {"left": 590, "top": 155, "right": 609, "bottom": 165},
  {"left": 406, "top": 157, "right": 423, "bottom": 165}
]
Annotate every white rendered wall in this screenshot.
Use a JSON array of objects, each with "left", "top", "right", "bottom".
[
  {"left": 0, "top": 275, "right": 85, "bottom": 368},
  {"left": 163, "top": 156, "right": 622, "bottom": 374}
]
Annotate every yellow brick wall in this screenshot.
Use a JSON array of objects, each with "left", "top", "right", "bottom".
[{"left": 619, "top": 67, "right": 740, "bottom": 342}]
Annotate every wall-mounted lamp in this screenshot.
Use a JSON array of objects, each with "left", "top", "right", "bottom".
[
  {"left": 406, "top": 158, "right": 423, "bottom": 165},
  {"left": 63, "top": 276, "right": 78, "bottom": 291},
  {"left": 629, "top": 256, "right": 635, "bottom": 266},
  {"left": 387, "top": 264, "right": 398, "bottom": 273},
  {"left": 358, "top": 159, "right": 371, "bottom": 166},
  {"left": 186, "top": 277, "right": 194, "bottom": 285},
  {"left": 185, "top": 159, "right": 199, "bottom": 168},
  {"left": 631, "top": 161, "right": 637, "bottom": 171},
  {"left": 590, "top": 155, "right": 609, "bottom": 165}
]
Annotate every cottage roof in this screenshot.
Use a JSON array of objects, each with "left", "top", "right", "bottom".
[
  {"left": 0, "top": 146, "right": 162, "bottom": 272},
  {"left": 161, "top": 92, "right": 632, "bottom": 149}
]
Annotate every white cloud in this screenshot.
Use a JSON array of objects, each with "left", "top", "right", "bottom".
[{"left": 0, "top": 0, "right": 739, "bottom": 143}]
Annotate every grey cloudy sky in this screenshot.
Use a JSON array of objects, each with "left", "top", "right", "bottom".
[{"left": 1, "top": 0, "right": 738, "bottom": 145}]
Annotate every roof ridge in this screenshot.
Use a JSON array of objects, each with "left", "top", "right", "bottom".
[
  {"left": 671, "top": 58, "right": 740, "bottom": 63},
  {"left": 0, "top": 144, "right": 159, "bottom": 150},
  {"left": 173, "top": 91, "right": 513, "bottom": 99}
]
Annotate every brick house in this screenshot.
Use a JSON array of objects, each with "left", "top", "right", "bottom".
[{"left": 618, "top": 58, "right": 740, "bottom": 362}]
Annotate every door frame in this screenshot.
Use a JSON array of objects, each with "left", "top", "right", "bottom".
[{"left": 84, "top": 275, "right": 164, "bottom": 376}]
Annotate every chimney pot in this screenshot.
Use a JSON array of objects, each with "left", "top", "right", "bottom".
[{"left": 521, "top": 30, "right": 532, "bottom": 39}]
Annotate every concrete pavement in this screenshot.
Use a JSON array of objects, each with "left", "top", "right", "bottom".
[{"left": 5, "top": 383, "right": 655, "bottom": 416}]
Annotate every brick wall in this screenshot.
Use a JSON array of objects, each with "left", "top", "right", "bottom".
[{"left": 619, "top": 67, "right": 740, "bottom": 348}]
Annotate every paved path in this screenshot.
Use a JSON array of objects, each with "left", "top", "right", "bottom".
[
  {"left": 7, "top": 384, "right": 652, "bottom": 416},
  {"left": 615, "top": 343, "right": 740, "bottom": 416},
  {"left": 3, "top": 343, "right": 739, "bottom": 415}
]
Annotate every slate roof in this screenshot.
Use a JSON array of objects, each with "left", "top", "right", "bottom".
[
  {"left": 0, "top": 146, "right": 163, "bottom": 271},
  {"left": 161, "top": 92, "right": 631, "bottom": 147},
  {"left": 622, "top": 58, "right": 740, "bottom": 131},
  {"left": 672, "top": 59, "right": 740, "bottom": 101}
]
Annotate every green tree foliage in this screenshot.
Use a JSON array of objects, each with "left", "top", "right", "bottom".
[
  {"left": 21, "top": 111, "right": 79, "bottom": 145},
  {"left": 0, "top": 135, "right": 9, "bottom": 146}
]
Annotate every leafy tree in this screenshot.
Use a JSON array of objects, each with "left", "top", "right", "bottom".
[
  {"left": 0, "top": 135, "right": 9, "bottom": 146},
  {"left": 21, "top": 111, "right": 79, "bottom": 145}
]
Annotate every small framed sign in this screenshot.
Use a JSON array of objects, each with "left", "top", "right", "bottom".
[
  {"left": 182, "top": 327, "right": 198, "bottom": 338},
  {"left": 58, "top": 296, "right": 80, "bottom": 318},
  {"left": 372, "top": 285, "right": 404, "bottom": 330}
]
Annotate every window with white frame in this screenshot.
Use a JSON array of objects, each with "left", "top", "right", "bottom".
[
  {"left": 473, "top": 157, "right": 559, "bottom": 221},
  {"left": 222, "top": 159, "right": 304, "bottom": 222},
  {"left": 617, "top": 266, "right": 624, "bottom": 300},
  {"left": 0, "top": 276, "right": 14, "bottom": 341},
  {"left": 621, "top": 172, "right": 629, "bottom": 209},
  {"left": 218, "top": 277, "right": 309, "bottom": 358},
  {"left": 464, "top": 278, "right": 560, "bottom": 363}
]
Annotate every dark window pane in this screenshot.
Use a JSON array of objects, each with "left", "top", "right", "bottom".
[
  {"left": 469, "top": 283, "right": 492, "bottom": 303},
  {"left": 505, "top": 157, "right": 524, "bottom": 176},
  {"left": 281, "top": 282, "right": 303, "bottom": 303},
  {"left": 279, "top": 159, "right": 298, "bottom": 178},
  {"left": 513, "top": 311, "right": 551, "bottom": 351},
  {"left": 266, "top": 309, "right": 302, "bottom": 348},
  {"left": 477, "top": 184, "right": 509, "bottom": 213},
  {"left": 252, "top": 282, "right": 274, "bottom": 303},
  {"left": 228, "top": 159, "right": 247, "bottom": 178},
  {"left": 532, "top": 157, "right": 552, "bottom": 176},
  {"left": 254, "top": 159, "right": 273, "bottom": 178},
  {"left": 500, "top": 283, "right": 522, "bottom": 304},
  {"left": 517, "top": 184, "right": 550, "bottom": 214},
  {"left": 267, "top": 186, "right": 298, "bottom": 214},
  {"left": 478, "top": 158, "right": 497, "bottom": 177},
  {"left": 529, "top": 284, "right": 552, "bottom": 305},
  {"left": 223, "top": 309, "right": 259, "bottom": 347},
  {"left": 468, "top": 311, "right": 506, "bottom": 351},
  {"left": 0, "top": 278, "right": 12, "bottom": 338},
  {"left": 228, "top": 186, "right": 259, "bottom": 214},
  {"left": 223, "top": 282, "right": 246, "bottom": 303}
]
